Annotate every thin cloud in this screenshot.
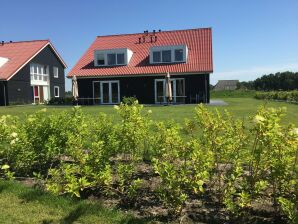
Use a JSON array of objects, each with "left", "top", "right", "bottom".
[{"left": 211, "top": 62, "right": 298, "bottom": 84}]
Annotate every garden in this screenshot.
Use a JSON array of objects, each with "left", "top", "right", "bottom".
[{"left": 0, "top": 100, "right": 297, "bottom": 223}]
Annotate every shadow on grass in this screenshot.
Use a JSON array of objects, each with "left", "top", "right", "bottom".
[{"left": 60, "top": 204, "right": 87, "bottom": 224}]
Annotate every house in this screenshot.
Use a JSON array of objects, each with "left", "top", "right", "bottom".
[
  {"left": 0, "top": 40, "right": 67, "bottom": 106},
  {"left": 68, "top": 28, "right": 213, "bottom": 104},
  {"left": 214, "top": 80, "right": 239, "bottom": 91}
]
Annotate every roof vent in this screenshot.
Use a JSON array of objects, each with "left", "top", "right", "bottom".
[{"left": 138, "top": 30, "right": 158, "bottom": 44}]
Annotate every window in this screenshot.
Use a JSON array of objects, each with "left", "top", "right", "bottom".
[
  {"left": 53, "top": 66, "right": 59, "bottom": 78},
  {"left": 175, "top": 49, "right": 184, "bottom": 62},
  {"left": 94, "top": 48, "right": 132, "bottom": 67},
  {"left": 162, "top": 50, "right": 171, "bottom": 62},
  {"left": 150, "top": 45, "right": 187, "bottom": 64},
  {"left": 97, "top": 54, "right": 105, "bottom": 65},
  {"left": 107, "top": 53, "right": 116, "bottom": 65},
  {"left": 54, "top": 86, "right": 59, "bottom": 98},
  {"left": 153, "top": 51, "right": 161, "bottom": 63},
  {"left": 117, "top": 53, "right": 125, "bottom": 65}
]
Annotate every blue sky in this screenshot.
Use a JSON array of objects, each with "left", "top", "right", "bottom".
[{"left": 1, "top": 0, "right": 297, "bottom": 90}]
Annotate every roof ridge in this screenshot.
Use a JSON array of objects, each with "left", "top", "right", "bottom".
[
  {"left": 0, "top": 39, "right": 49, "bottom": 44},
  {"left": 96, "top": 27, "right": 212, "bottom": 38}
]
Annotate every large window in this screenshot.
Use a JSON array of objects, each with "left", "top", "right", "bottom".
[
  {"left": 107, "top": 53, "right": 125, "bottom": 65},
  {"left": 150, "top": 45, "right": 187, "bottom": 64},
  {"left": 94, "top": 48, "right": 132, "bottom": 67},
  {"left": 30, "top": 63, "right": 49, "bottom": 82}
]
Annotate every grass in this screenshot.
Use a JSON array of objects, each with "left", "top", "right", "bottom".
[
  {"left": 0, "top": 180, "right": 146, "bottom": 224},
  {"left": 0, "top": 98, "right": 297, "bottom": 126}
]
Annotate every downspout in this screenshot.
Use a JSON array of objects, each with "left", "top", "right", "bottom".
[
  {"left": 3, "top": 82, "right": 7, "bottom": 106},
  {"left": 205, "top": 74, "right": 208, "bottom": 103}
]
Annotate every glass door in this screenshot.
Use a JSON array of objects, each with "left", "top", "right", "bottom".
[
  {"left": 155, "top": 80, "right": 165, "bottom": 103},
  {"left": 100, "top": 81, "right": 120, "bottom": 104},
  {"left": 155, "top": 78, "right": 185, "bottom": 104},
  {"left": 102, "top": 82, "right": 110, "bottom": 104},
  {"left": 174, "top": 79, "right": 185, "bottom": 103}
]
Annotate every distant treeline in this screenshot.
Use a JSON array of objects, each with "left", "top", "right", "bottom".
[{"left": 237, "top": 71, "right": 298, "bottom": 91}]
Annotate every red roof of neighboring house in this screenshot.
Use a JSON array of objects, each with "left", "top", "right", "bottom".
[
  {"left": 68, "top": 28, "right": 213, "bottom": 78},
  {"left": 0, "top": 40, "right": 67, "bottom": 80}
]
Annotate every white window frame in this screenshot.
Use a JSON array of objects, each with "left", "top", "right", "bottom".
[
  {"left": 150, "top": 45, "right": 188, "bottom": 64},
  {"left": 94, "top": 48, "right": 133, "bottom": 67},
  {"left": 54, "top": 86, "right": 60, "bottom": 98},
  {"left": 154, "top": 78, "right": 185, "bottom": 104},
  {"left": 53, "top": 66, "right": 59, "bottom": 78},
  {"left": 98, "top": 80, "right": 120, "bottom": 104}
]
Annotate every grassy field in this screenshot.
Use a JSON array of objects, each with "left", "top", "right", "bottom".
[
  {"left": 0, "top": 98, "right": 297, "bottom": 125},
  {"left": 0, "top": 180, "right": 146, "bottom": 224}
]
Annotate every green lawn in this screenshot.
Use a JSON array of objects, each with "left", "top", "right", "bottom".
[
  {"left": 0, "top": 98, "right": 297, "bottom": 125},
  {"left": 0, "top": 180, "right": 146, "bottom": 224}
]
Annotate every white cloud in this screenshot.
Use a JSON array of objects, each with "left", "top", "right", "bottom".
[{"left": 211, "top": 62, "right": 298, "bottom": 85}]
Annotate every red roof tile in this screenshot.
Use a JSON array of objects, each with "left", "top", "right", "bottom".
[
  {"left": 68, "top": 28, "right": 213, "bottom": 78},
  {"left": 0, "top": 40, "right": 67, "bottom": 80}
]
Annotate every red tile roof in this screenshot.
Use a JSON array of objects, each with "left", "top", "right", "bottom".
[
  {"left": 68, "top": 28, "right": 213, "bottom": 78},
  {"left": 0, "top": 40, "right": 67, "bottom": 80}
]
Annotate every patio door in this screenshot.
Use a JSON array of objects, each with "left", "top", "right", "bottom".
[
  {"left": 154, "top": 78, "right": 185, "bottom": 103},
  {"left": 100, "top": 81, "right": 120, "bottom": 104}
]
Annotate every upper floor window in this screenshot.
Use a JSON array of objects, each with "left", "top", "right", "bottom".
[
  {"left": 94, "top": 48, "right": 132, "bottom": 67},
  {"left": 150, "top": 45, "right": 188, "bottom": 64},
  {"left": 53, "top": 66, "right": 59, "bottom": 78},
  {"left": 30, "top": 63, "right": 49, "bottom": 75},
  {"left": 97, "top": 53, "right": 105, "bottom": 65},
  {"left": 175, "top": 49, "right": 184, "bottom": 62}
]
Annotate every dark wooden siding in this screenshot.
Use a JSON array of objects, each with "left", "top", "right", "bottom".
[
  {"left": 5, "top": 45, "right": 65, "bottom": 105},
  {"left": 0, "top": 81, "right": 8, "bottom": 106},
  {"left": 77, "top": 73, "right": 210, "bottom": 104}
]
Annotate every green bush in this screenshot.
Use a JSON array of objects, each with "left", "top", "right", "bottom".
[
  {"left": 255, "top": 90, "right": 298, "bottom": 102},
  {"left": 0, "top": 102, "right": 297, "bottom": 222}
]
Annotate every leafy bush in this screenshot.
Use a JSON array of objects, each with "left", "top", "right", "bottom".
[
  {"left": 255, "top": 90, "right": 298, "bottom": 102},
  {"left": 0, "top": 102, "right": 297, "bottom": 222},
  {"left": 121, "top": 96, "right": 138, "bottom": 105}
]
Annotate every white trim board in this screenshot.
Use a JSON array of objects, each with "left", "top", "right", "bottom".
[{"left": 69, "top": 72, "right": 212, "bottom": 80}]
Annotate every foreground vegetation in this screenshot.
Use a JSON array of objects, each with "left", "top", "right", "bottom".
[{"left": 1, "top": 101, "right": 297, "bottom": 223}]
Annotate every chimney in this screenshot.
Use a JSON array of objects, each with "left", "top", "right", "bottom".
[
  {"left": 153, "top": 30, "right": 156, "bottom": 34},
  {"left": 138, "top": 37, "right": 141, "bottom": 44},
  {"left": 1, "top": 41, "right": 4, "bottom": 46},
  {"left": 159, "top": 29, "right": 161, "bottom": 32}
]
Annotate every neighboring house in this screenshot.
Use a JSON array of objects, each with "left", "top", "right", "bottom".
[
  {"left": 68, "top": 28, "right": 213, "bottom": 104},
  {"left": 214, "top": 80, "right": 239, "bottom": 91},
  {"left": 0, "top": 40, "right": 67, "bottom": 106}
]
